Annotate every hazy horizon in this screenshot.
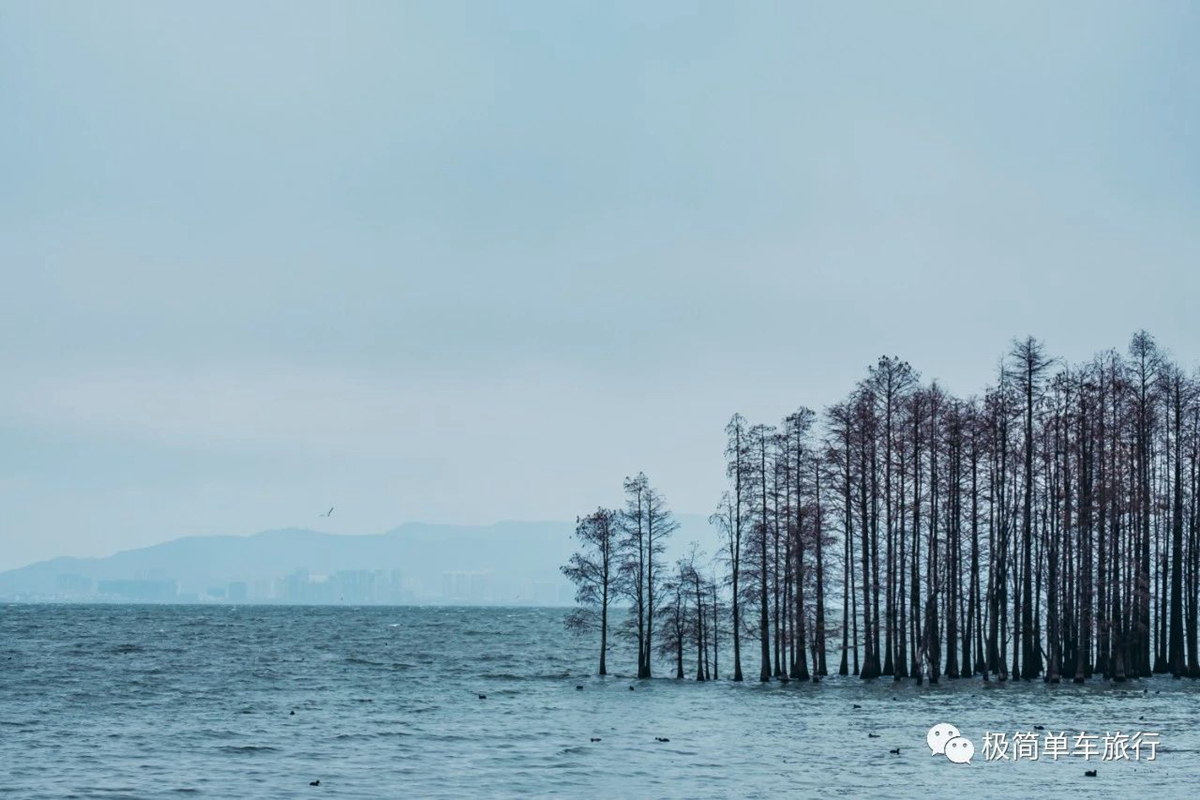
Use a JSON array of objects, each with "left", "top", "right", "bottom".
[
  {"left": 1, "top": 513, "right": 713, "bottom": 574},
  {"left": 4, "top": 2, "right": 1199, "bottom": 571}
]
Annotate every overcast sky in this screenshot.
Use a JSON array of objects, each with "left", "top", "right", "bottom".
[{"left": 2, "top": 2, "right": 1198, "bottom": 571}]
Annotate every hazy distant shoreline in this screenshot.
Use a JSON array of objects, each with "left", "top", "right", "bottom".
[{"left": 0, "top": 518, "right": 710, "bottom": 605}]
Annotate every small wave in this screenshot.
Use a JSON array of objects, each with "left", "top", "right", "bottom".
[
  {"left": 345, "top": 656, "right": 386, "bottom": 667},
  {"left": 334, "top": 730, "right": 413, "bottom": 741},
  {"left": 217, "top": 745, "right": 279, "bottom": 754}
]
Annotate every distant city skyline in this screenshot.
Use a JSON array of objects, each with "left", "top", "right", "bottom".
[
  {"left": 0, "top": 519, "right": 684, "bottom": 604},
  {"left": 36, "top": 566, "right": 570, "bottom": 607},
  {"left": 3, "top": 2, "right": 1198, "bottom": 571}
]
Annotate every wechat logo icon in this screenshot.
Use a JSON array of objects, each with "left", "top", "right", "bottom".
[{"left": 928, "top": 723, "right": 974, "bottom": 765}]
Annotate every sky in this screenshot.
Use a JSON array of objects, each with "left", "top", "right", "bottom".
[{"left": 2, "top": 2, "right": 1198, "bottom": 571}]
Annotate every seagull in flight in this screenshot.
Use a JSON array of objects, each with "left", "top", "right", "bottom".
[{"left": 320, "top": 507, "right": 334, "bottom": 518}]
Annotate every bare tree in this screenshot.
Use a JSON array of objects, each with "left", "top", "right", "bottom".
[
  {"left": 562, "top": 508, "right": 620, "bottom": 675},
  {"left": 1011, "top": 336, "right": 1053, "bottom": 680},
  {"left": 749, "top": 423, "right": 776, "bottom": 681},
  {"left": 721, "top": 414, "right": 750, "bottom": 681}
]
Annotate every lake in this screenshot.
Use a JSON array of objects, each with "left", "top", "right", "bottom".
[{"left": 1, "top": 605, "right": 1195, "bottom": 798}]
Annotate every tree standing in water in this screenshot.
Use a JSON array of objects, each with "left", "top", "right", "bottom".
[
  {"left": 870, "top": 356, "right": 916, "bottom": 677},
  {"left": 1012, "top": 336, "right": 1053, "bottom": 680},
  {"left": 682, "top": 543, "right": 709, "bottom": 681},
  {"left": 619, "top": 474, "right": 650, "bottom": 677},
  {"left": 749, "top": 423, "right": 776, "bottom": 681},
  {"left": 1166, "top": 364, "right": 1190, "bottom": 676},
  {"left": 642, "top": 480, "right": 679, "bottom": 677},
  {"left": 618, "top": 472, "right": 678, "bottom": 678},
  {"left": 657, "top": 565, "right": 688, "bottom": 679},
  {"left": 717, "top": 414, "right": 750, "bottom": 681},
  {"left": 562, "top": 508, "right": 620, "bottom": 675},
  {"left": 813, "top": 450, "right": 829, "bottom": 677}
]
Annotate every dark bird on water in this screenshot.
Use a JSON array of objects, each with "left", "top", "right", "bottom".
[
  {"left": 290, "top": 710, "right": 295, "bottom": 716},
  {"left": 1085, "top": 770, "right": 1097, "bottom": 777},
  {"left": 654, "top": 737, "right": 670, "bottom": 743},
  {"left": 1033, "top": 725, "right": 1044, "bottom": 730},
  {"left": 478, "top": 694, "right": 486, "bottom": 699},
  {"left": 889, "top": 748, "right": 900, "bottom": 755},
  {"left": 867, "top": 733, "right": 880, "bottom": 738},
  {"left": 320, "top": 507, "right": 334, "bottom": 517},
  {"left": 852, "top": 704, "right": 862, "bottom": 709},
  {"left": 310, "top": 780, "right": 321, "bottom": 787},
  {"left": 590, "top": 738, "right": 601, "bottom": 742},
  {"left": 576, "top": 685, "right": 583, "bottom": 690},
  {"left": 629, "top": 686, "right": 635, "bottom": 691}
]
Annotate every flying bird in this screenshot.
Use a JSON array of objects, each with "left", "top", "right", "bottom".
[{"left": 320, "top": 507, "right": 334, "bottom": 517}]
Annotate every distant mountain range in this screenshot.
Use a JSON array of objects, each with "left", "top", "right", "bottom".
[{"left": 0, "top": 516, "right": 715, "bottom": 605}]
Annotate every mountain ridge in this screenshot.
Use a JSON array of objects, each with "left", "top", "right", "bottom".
[{"left": 1, "top": 515, "right": 715, "bottom": 604}]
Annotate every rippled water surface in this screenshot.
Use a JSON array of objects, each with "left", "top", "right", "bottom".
[{"left": 3, "top": 605, "right": 1198, "bottom": 798}]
